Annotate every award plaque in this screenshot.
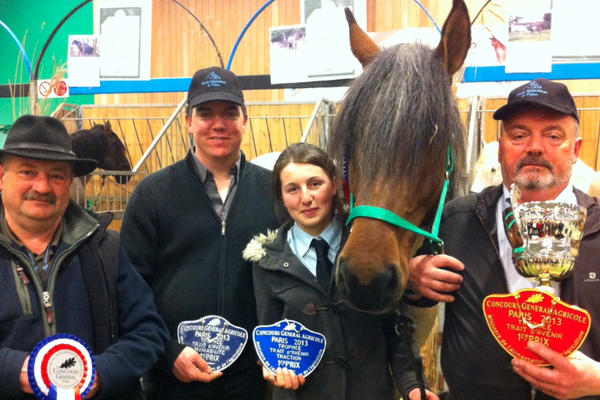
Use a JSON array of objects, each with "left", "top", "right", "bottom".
[
  {"left": 28, "top": 334, "right": 95, "bottom": 400},
  {"left": 483, "top": 185, "right": 591, "bottom": 365},
  {"left": 177, "top": 315, "right": 248, "bottom": 372},
  {"left": 253, "top": 320, "right": 326, "bottom": 377}
]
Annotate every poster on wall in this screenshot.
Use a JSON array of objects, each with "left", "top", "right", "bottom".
[
  {"left": 271, "top": 0, "right": 365, "bottom": 85},
  {"left": 67, "top": 35, "right": 101, "bottom": 87},
  {"left": 552, "top": 0, "right": 600, "bottom": 61},
  {"left": 95, "top": 0, "right": 152, "bottom": 80},
  {"left": 505, "top": 10, "right": 552, "bottom": 73},
  {"left": 301, "top": 0, "right": 366, "bottom": 27},
  {"left": 270, "top": 26, "right": 307, "bottom": 84}
]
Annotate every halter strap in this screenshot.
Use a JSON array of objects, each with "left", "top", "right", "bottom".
[{"left": 346, "top": 145, "right": 454, "bottom": 255}]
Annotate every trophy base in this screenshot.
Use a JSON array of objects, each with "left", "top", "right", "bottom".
[
  {"left": 483, "top": 288, "right": 591, "bottom": 365},
  {"left": 533, "top": 284, "right": 556, "bottom": 295}
]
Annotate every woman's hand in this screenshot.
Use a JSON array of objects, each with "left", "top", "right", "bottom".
[{"left": 262, "top": 366, "right": 306, "bottom": 390}]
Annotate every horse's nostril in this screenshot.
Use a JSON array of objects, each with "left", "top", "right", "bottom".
[{"left": 341, "top": 263, "right": 400, "bottom": 313}]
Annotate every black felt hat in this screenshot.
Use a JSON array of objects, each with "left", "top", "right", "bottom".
[
  {"left": 187, "top": 67, "right": 245, "bottom": 110},
  {"left": 0, "top": 115, "right": 98, "bottom": 177},
  {"left": 493, "top": 78, "right": 579, "bottom": 122}
]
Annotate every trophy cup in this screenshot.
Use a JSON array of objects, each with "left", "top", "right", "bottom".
[{"left": 483, "top": 185, "right": 591, "bottom": 365}]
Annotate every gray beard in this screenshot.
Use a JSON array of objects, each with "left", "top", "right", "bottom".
[{"left": 515, "top": 168, "right": 570, "bottom": 192}]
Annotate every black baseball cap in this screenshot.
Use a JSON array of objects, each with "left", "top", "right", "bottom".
[
  {"left": 187, "top": 67, "right": 245, "bottom": 110},
  {"left": 493, "top": 78, "right": 579, "bottom": 122}
]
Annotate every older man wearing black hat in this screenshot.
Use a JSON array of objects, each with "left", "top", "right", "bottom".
[
  {"left": 0, "top": 115, "right": 169, "bottom": 399},
  {"left": 406, "top": 78, "right": 600, "bottom": 400},
  {"left": 120, "top": 67, "right": 279, "bottom": 400}
]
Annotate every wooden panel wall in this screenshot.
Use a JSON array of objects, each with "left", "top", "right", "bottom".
[{"left": 94, "top": 0, "right": 600, "bottom": 170}]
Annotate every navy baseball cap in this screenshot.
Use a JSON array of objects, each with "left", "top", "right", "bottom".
[
  {"left": 493, "top": 78, "right": 579, "bottom": 122},
  {"left": 187, "top": 67, "right": 245, "bottom": 110}
]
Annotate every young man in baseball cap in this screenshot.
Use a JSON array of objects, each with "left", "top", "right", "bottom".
[{"left": 121, "top": 67, "right": 280, "bottom": 400}]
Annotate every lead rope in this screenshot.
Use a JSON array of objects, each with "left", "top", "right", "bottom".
[
  {"left": 395, "top": 313, "right": 428, "bottom": 400},
  {"left": 344, "top": 145, "right": 455, "bottom": 400}
]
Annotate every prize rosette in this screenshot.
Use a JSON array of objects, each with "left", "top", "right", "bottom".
[
  {"left": 28, "top": 334, "right": 95, "bottom": 400},
  {"left": 177, "top": 315, "right": 248, "bottom": 372},
  {"left": 253, "top": 320, "right": 326, "bottom": 377},
  {"left": 483, "top": 288, "right": 591, "bottom": 366}
]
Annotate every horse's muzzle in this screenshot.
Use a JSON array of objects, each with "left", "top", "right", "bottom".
[{"left": 335, "top": 258, "right": 401, "bottom": 314}]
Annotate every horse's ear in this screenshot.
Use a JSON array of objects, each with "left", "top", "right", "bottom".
[
  {"left": 104, "top": 120, "right": 112, "bottom": 134},
  {"left": 345, "top": 7, "right": 379, "bottom": 68},
  {"left": 435, "top": 0, "right": 471, "bottom": 76}
]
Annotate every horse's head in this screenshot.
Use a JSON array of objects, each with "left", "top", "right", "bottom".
[
  {"left": 101, "top": 121, "right": 132, "bottom": 183},
  {"left": 471, "top": 141, "right": 502, "bottom": 192},
  {"left": 329, "top": 0, "right": 471, "bottom": 313}
]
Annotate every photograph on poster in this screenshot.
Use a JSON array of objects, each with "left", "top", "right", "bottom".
[
  {"left": 271, "top": 27, "right": 306, "bottom": 51},
  {"left": 508, "top": 12, "right": 551, "bottom": 43},
  {"left": 69, "top": 36, "right": 100, "bottom": 57}
]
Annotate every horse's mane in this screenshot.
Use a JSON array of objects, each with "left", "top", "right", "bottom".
[
  {"left": 70, "top": 125, "right": 109, "bottom": 165},
  {"left": 329, "top": 42, "right": 466, "bottom": 199}
]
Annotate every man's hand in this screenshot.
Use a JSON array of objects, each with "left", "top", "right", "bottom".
[
  {"left": 512, "top": 341, "right": 600, "bottom": 399},
  {"left": 172, "top": 347, "right": 223, "bottom": 383},
  {"left": 262, "top": 366, "right": 305, "bottom": 390},
  {"left": 86, "top": 372, "right": 100, "bottom": 398},
  {"left": 408, "top": 255, "right": 464, "bottom": 302},
  {"left": 408, "top": 387, "right": 440, "bottom": 400},
  {"left": 20, "top": 356, "right": 33, "bottom": 394}
]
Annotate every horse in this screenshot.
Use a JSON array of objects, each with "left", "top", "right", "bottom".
[
  {"left": 69, "top": 121, "right": 132, "bottom": 208},
  {"left": 470, "top": 140, "right": 501, "bottom": 192},
  {"left": 328, "top": 0, "right": 471, "bottom": 313},
  {"left": 71, "top": 39, "right": 95, "bottom": 56},
  {"left": 470, "top": 140, "right": 598, "bottom": 194},
  {"left": 250, "top": 151, "right": 281, "bottom": 170}
]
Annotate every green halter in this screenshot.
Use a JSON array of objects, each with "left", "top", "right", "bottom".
[{"left": 346, "top": 145, "right": 454, "bottom": 255}]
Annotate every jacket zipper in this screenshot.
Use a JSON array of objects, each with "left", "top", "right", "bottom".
[
  {"left": 13, "top": 262, "right": 32, "bottom": 314},
  {"left": 3, "top": 224, "right": 98, "bottom": 335},
  {"left": 42, "top": 227, "right": 98, "bottom": 332},
  {"left": 42, "top": 290, "right": 53, "bottom": 324}
]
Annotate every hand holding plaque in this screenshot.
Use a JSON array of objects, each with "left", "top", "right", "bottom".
[
  {"left": 483, "top": 185, "right": 591, "bottom": 365},
  {"left": 177, "top": 315, "right": 248, "bottom": 372},
  {"left": 253, "top": 320, "right": 326, "bottom": 378}
]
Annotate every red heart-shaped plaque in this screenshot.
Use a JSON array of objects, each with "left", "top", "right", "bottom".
[{"left": 483, "top": 288, "right": 591, "bottom": 366}]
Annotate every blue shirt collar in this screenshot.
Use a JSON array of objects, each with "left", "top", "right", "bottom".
[{"left": 289, "top": 218, "right": 342, "bottom": 258}]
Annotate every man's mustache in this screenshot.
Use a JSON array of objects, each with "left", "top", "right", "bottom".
[
  {"left": 22, "top": 192, "right": 57, "bottom": 204},
  {"left": 516, "top": 156, "right": 553, "bottom": 173}
]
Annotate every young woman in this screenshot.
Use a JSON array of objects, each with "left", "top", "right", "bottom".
[{"left": 244, "top": 143, "right": 438, "bottom": 400}]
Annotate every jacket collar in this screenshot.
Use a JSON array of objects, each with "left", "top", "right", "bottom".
[
  {"left": 260, "top": 221, "right": 323, "bottom": 287},
  {"left": 575, "top": 187, "right": 600, "bottom": 236},
  {"left": 0, "top": 198, "right": 102, "bottom": 251},
  {"left": 476, "top": 185, "right": 504, "bottom": 236},
  {"left": 185, "top": 149, "right": 249, "bottom": 182}
]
